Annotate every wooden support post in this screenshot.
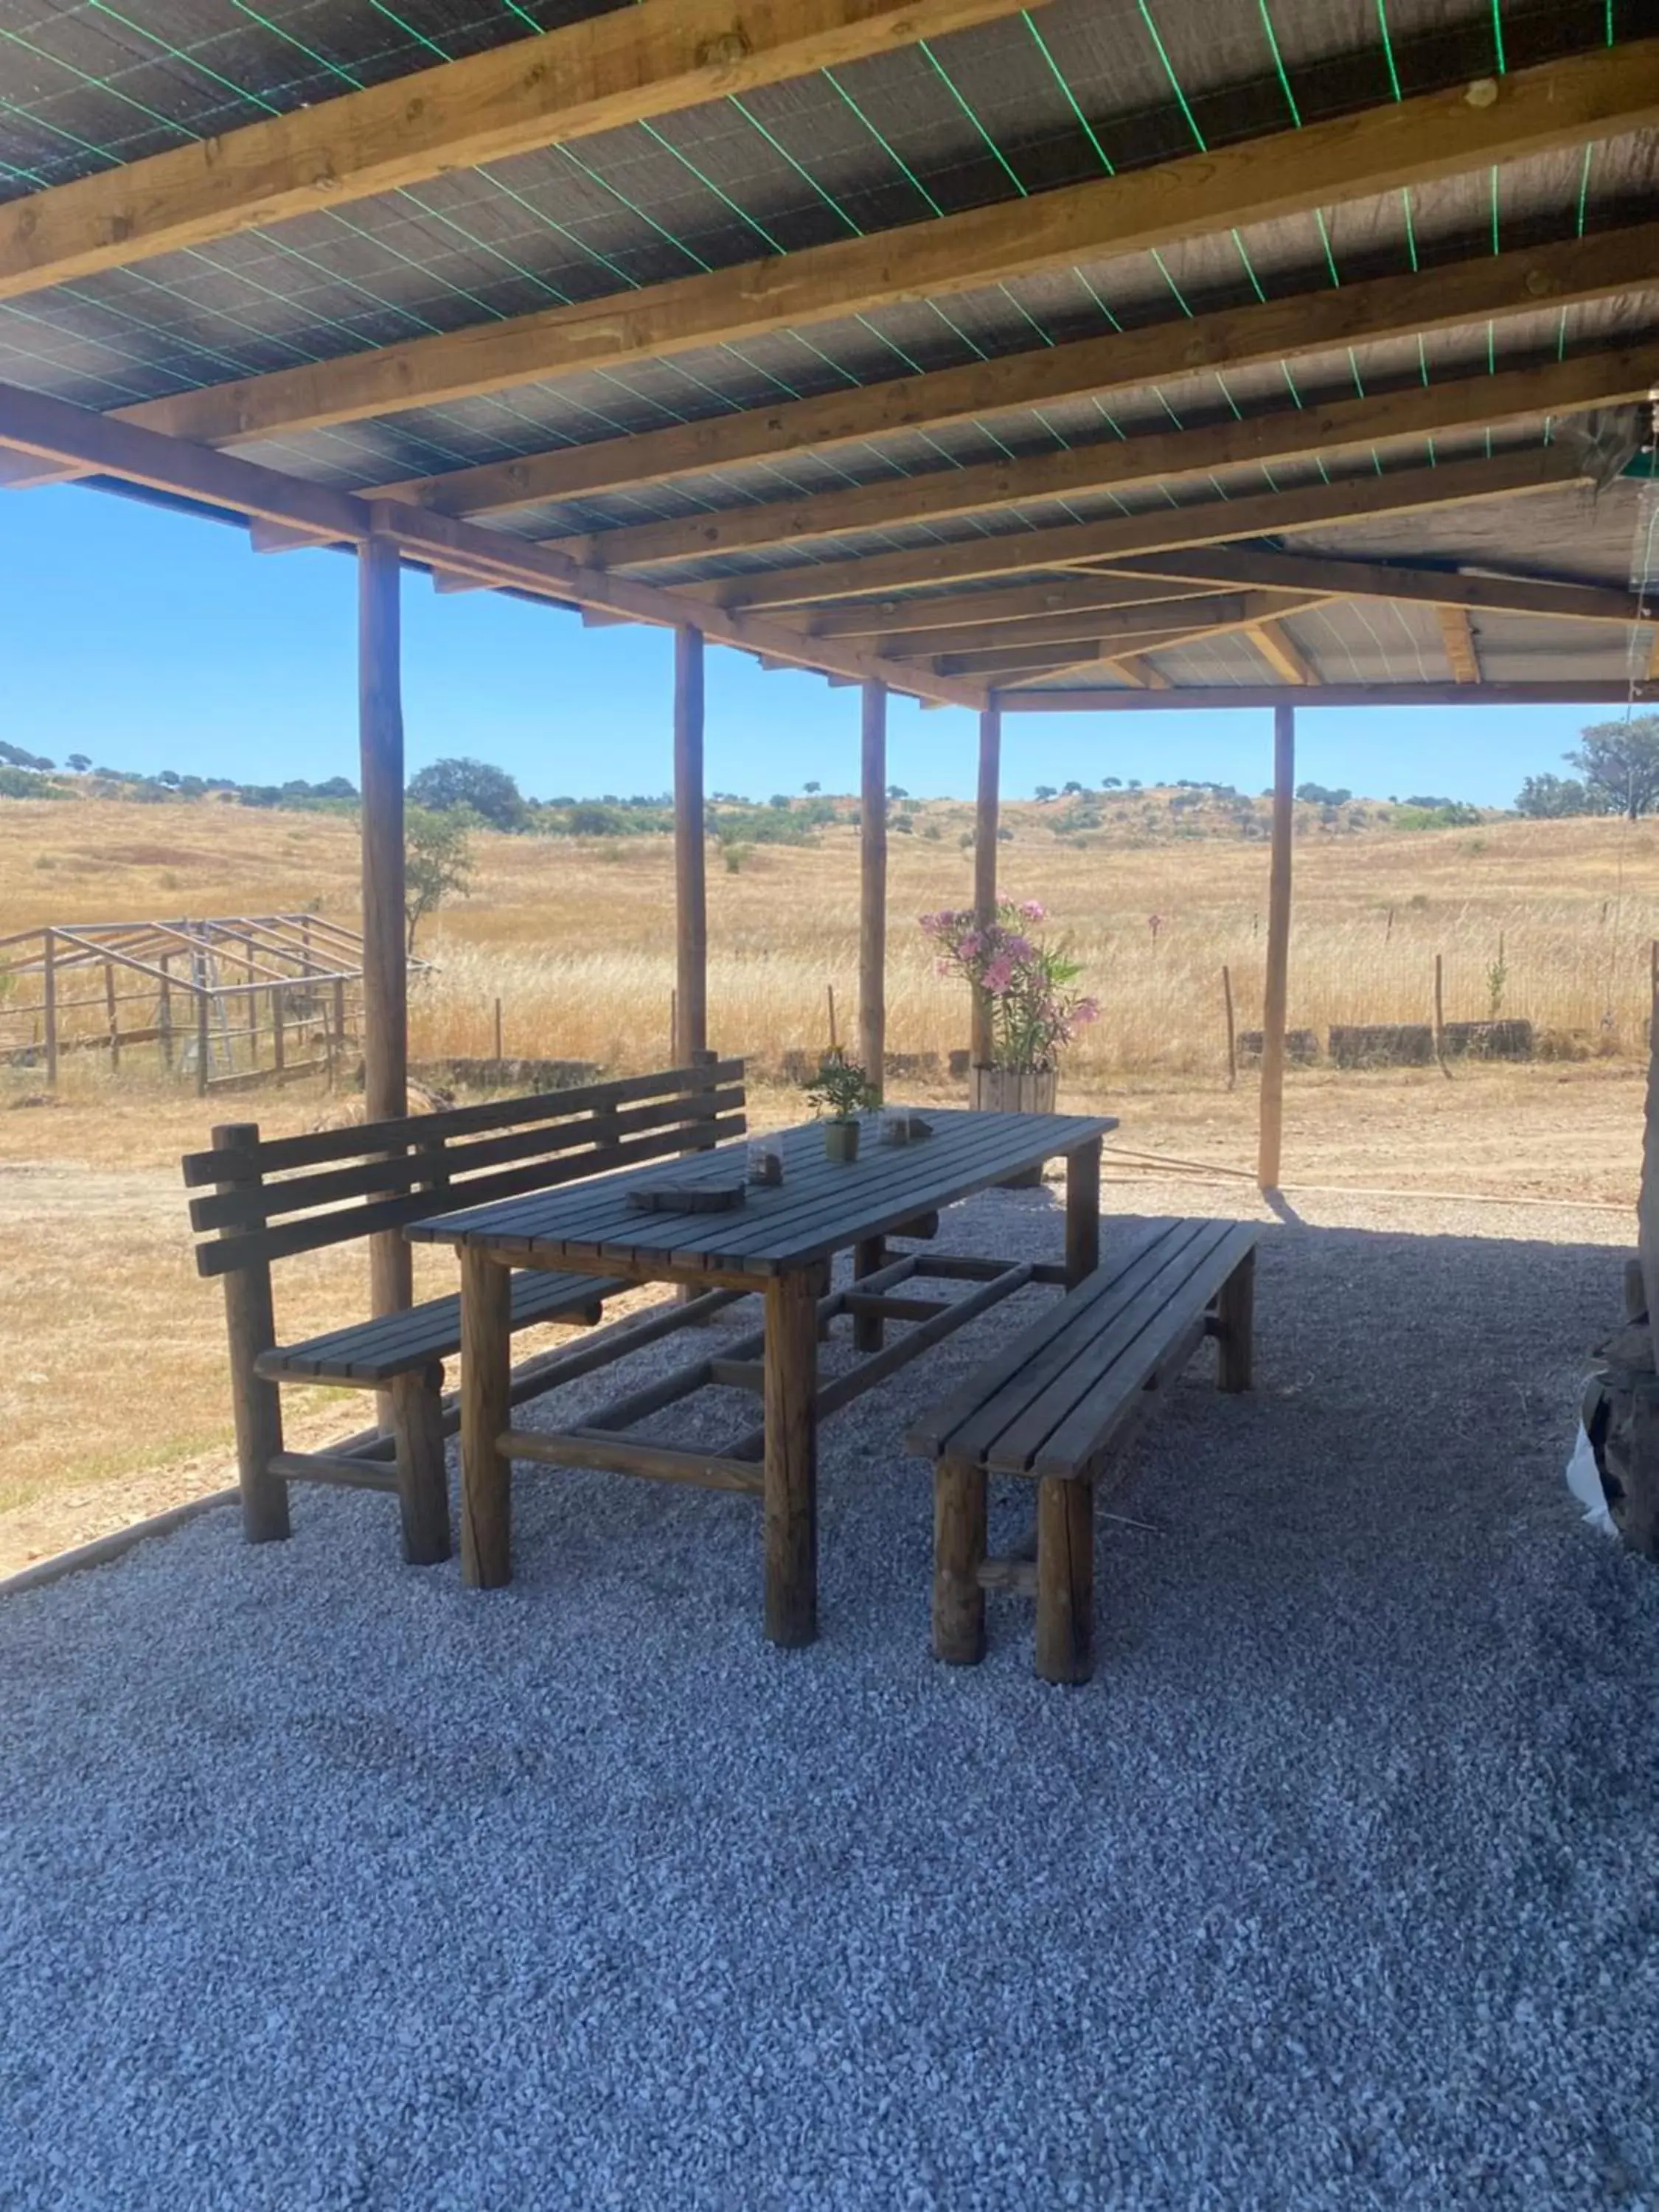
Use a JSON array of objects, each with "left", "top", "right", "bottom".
[
  {"left": 359, "top": 532, "right": 411, "bottom": 1322},
  {"left": 673, "top": 624, "right": 707, "bottom": 1064},
  {"left": 159, "top": 952, "right": 173, "bottom": 1071},
  {"left": 763, "top": 1268, "right": 820, "bottom": 1648},
  {"left": 330, "top": 974, "right": 346, "bottom": 1089},
  {"left": 104, "top": 958, "right": 119, "bottom": 1070},
  {"left": 1065, "top": 1135, "right": 1102, "bottom": 1286},
  {"left": 459, "top": 1246, "right": 512, "bottom": 1588},
  {"left": 859, "top": 677, "right": 887, "bottom": 1093},
  {"left": 42, "top": 926, "right": 57, "bottom": 1089},
  {"left": 1215, "top": 1248, "right": 1256, "bottom": 1392},
  {"left": 196, "top": 986, "right": 210, "bottom": 1097},
  {"left": 1034, "top": 1477, "right": 1093, "bottom": 1684},
  {"left": 1222, "top": 963, "right": 1237, "bottom": 1089},
  {"left": 1257, "top": 703, "right": 1295, "bottom": 1192},
  {"left": 971, "top": 703, "right": 1001, "bottom": 1071},
  {"left": 213, "top": 1123, "right": 290, "bottom": 1543},
  {"left": 271, "top": 982, "right": 285, "bottom": 1075},
  {"left": 933, "top": 1459, "right": 987, "bottom": 1665}
]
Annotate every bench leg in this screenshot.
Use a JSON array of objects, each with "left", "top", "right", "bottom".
[
  {"left": 1215, "top": 1248, "right": 1256, "bottom": 1394},
  {"left": 853, "top": 1237, "right": 886, "bottom": 1354},
  {"left": 933, "top": 1459, "right": 987, "bottom": 1665},
  {"left": 764, "top": 1270, "right": 820, "bottom": 1649},
  {"left": 391, "top": 1363, "right": 451, "bottom": 1568},
  {"left": 460, "top": 1248, "right": 513, "bottom": 1589},
  {"left": 1035, "top": 1477, "right": 1093, "bottom": 1685}
]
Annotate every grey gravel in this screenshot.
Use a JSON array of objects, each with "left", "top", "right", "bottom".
[{"left": 4, "top": 1187, "right": 1659, "bottom": 2212}]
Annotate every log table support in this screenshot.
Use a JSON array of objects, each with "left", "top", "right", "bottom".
[
  {"left": 1215, "top": 1247, "right": 1256, "bottom": 1391},
  {"left": 763, "top": 1267, "right": 821, "bottom": 1648},
  {"left": 933, "top": 1458, "right": 987, "bottom": 1664},
  {"left": 389, "top": 1361, "right": 451, "bottom": 1567},
  {"left": 1065, "top": 1135, "right": 1102, "bottom": 1286},
  {"left": 459, "top": 1245, "right": 512, "bottom": 1587},
  {"left": 1257, "top": 702, "right": 1295, "bottom": 1192}
]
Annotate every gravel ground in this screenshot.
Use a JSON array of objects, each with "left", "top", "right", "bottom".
[{"left": 4, "top": 1186, "right": 1659, "bottom": 2211}]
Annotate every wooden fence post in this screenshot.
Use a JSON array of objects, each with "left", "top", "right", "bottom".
[
  {"left": 1434, "top": 950, "right": 1450, "bottom": 1077},
  {"left": 159, "top": 951, "right": 173, "bottom": 1071},
  {"left": 1222, "top": 964, "right": 1237, "bottom": 1090},
  {"left": 42, "top": 926, "right": 57, "bottom": 1090},
  {"left": 493, "top": 996, "right": 504, "bottom": 1062},
  {"left": 196, "top": 985, "right": 210, "bottom": 1097},
  {"left": 104, "top": 956, "right": 119, "bottom": 1071},
  {"left": 271, "top": 982, "right": 285, "bottom": 1076}
]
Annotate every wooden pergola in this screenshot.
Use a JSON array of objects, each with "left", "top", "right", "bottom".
[{"left": 0, "top": 0, "right": 1655, "bottom": 1261}]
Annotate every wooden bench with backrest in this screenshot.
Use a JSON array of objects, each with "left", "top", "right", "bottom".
[
  {"left": 182, "top": 1058, "right": 745, "bottom": 1567},
  {"left": 905, "top": 1217, "right": 1259, "bottom": 1684}
]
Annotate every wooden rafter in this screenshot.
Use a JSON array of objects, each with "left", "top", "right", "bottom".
[
  {"left": 369, "top": 221, "right": 1659, "bottom": 520},
  {"left": 0, "top": 0, "right": 1037, "bottom": 304},
  {"left": 1094, "top": 545, "right": 1654, "bottom": 627},
  {"left": 697, "top": 449, "right": 1589, "bottom": 609},
  {"left": 925, "top": 594, "right": 1332, "bottom": 677},
  {"left": 1248, "top": 621, "right": 1319, "bottom": 686},
  {"left": 796, "top": 575, "right": 1229, "bottom": 637},
  {"left": 558, "top": 352, "right": 1657, "bottom": 571},
  {"left": 69, "top": 38, "right": 1659, "bottom": 453},
  {"left": 0, "top": 379, "right": 987, "bottom": 709},
  {"left": 872, "top": 594, "right": 1253, "bottom": 662},
  {"left": 1438, "top": 606, "right": 1482, "bottom": 684}
]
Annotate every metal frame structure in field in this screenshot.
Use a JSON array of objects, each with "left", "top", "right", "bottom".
[
  {"left": 0, "top": 0, "right": 1655, "bottom": 1237},
  {"left": 0, "top": 915, "right": 368, "bottom": 1095}
]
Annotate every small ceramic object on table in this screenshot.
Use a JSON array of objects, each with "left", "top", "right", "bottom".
[{"left": 747, "top": 1135, "right": 785, "bottom": 1186}]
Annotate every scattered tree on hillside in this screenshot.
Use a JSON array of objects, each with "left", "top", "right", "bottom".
[
  {"left": 0, "top": 740, "right": 53, "bottom": 772},
  {"left": 405, "top": 805, "right": 476, "bottom": 952},
  {"left": 1514, "top": 772, "right": 1599, "bottom": 818},
  {"left": 1034, "top": 784, "right": 1057, "bottom": 802},
  {"left": 803, "top": 781, "right": 821, "bottom": 794},
  {"left": 1567, "top": 717, "right": 1659, "bottom": 819},
  {"left": 1295, "top": 781, "right": 1352, "bottom": 806},
  {"left": 886, "top": 784, "right": 908, "bottom": 802},
  {"left": 407, "top": 755, "right": 527, "bottom": 832},
  {"left": 66, "top": 754, "right": 91, "bottom": 773},
  {"left": 1102, "top": 776, "right": 1122, "bottom": 789}
]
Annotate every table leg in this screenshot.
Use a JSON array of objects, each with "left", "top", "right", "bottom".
[
  {"left": 1065, "top": 1135, "right": 1102, "bottom": 1286},
  {"left": 459, "top": 1246, "right": 512, "bottom": 1589},
  {"left": 852, "top": 1235, "right": 886, "bottom": 1353},
  {"left": 763, "top": 1269, "right": 819, "bottom": 1647}
]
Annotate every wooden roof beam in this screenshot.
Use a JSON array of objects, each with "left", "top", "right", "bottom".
[
  {"left": 0, "top": 377, "right": 985, "bottom": 709},
  {"left": 562, "top": 349, "right": 1655, "bottom": 570},
  {"left": 698, "top": 448, "right": 1589, "bottom": 609},
  {"left": 792, "top": 575, "right": 1230, "bottom": 637},
  {"left": 370, "top": 220, "right": 1659, "bottom": 519},
  {"left": 0, "top": 0, "right": 1038, "bottom": 304},
  {"left": 925, "top": 593, "right": 1331, "bottom": 676},
  {"left": 998, "top": 682, "right": 1659, "bottom": 709},
  {"left": 1248, "top": 620, "right": 1319, "bottom": 686},
  {"left": 1438, "top": 605, "right": 1482, "bottom": 684},
  {"left": 869, "top": 594, "right": 1251, "bottom": 661},
  {"left": 1093, "top": 544, "right": 1655, "bottom": 627},
  {"left": 86, "top": 38, "right": 1659, "bottom": 451}
]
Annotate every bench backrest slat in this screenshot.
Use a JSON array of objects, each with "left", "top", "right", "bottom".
[
  {"left": 181, "top": 1060, "right": 741, "bottom": 1185},
  {"left": 186, "top": 1062, "right": 745, "bottom": 1279}
]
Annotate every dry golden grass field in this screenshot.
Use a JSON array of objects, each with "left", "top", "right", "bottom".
[{"left": 1, "top": 790, "right": 1653, "bottom": 1573}]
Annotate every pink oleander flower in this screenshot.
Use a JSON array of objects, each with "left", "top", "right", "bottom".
[
  {"left": 982, "top": 954, "right": 1015, "bottom": 994},
  {"left": 1018, "top": 900, "right": 1045, "bottom": 922},
  {"left": 958, "top": 931, "right": 982, "bottom": 960},
  {"left": 1004, "top": 934, "right": 1033, "bottom": 961},
  {"left": 1073, "top": 998, "right": 1100, "bottom": 1026}
]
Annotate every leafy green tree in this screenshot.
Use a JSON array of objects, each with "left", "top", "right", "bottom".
[
  {"left": 1514, "top": 772, "right": 1598, "bottom": 818},
  {"left": 1034, "top": 784, "right": 1057, "bottom": 802},
  {"left": 66, "top": 753, "right": 91, "bottom": 773},
  {"left": 1295, "top": 781, "right": 1352, "bottom": 806},
  {"left": 407, "top": 756, "right": 526, "bottom": 831},
  {"left": 404, "top": 805, "right": 476, "bottom": 953},
  {"left": 0, "top": 740, "right": 52, "bottom": 771},
  {"left": 1568, "top": 717, "right": 1659, "bottom": 819}
]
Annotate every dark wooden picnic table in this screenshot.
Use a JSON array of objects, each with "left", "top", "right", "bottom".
[{"left": 409, "top": 1107, "right": 1114, "bottom": 1646}]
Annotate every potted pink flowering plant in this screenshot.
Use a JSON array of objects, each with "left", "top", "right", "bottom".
[{"left": 919, "top": 899, "right": 1099, "bottom": 1123}]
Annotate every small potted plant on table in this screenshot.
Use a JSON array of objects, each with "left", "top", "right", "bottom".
[{"left": 805, "top": 1053, "right": 875, "bottom": 1164}]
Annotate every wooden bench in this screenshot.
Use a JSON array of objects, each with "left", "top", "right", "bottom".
[
  {"left": 905, "top": 1217, "right": 1259, "bottom": 1684},
  {"left": 182, "top": 1058, "right": 745, "bottom": 1566}
]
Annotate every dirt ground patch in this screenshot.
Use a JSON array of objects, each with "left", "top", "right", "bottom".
[{"left": 0, "top": 1060, "right": 1639, "bottom": 1577}]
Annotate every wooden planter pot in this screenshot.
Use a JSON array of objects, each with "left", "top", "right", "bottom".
[{"left": 970, "top": 1065, "right": 1057, "bottom": 1186}]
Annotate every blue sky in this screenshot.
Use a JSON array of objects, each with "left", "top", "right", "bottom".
[{"left": 1, "top": 480, "right": 1598, "bottom": 808}]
